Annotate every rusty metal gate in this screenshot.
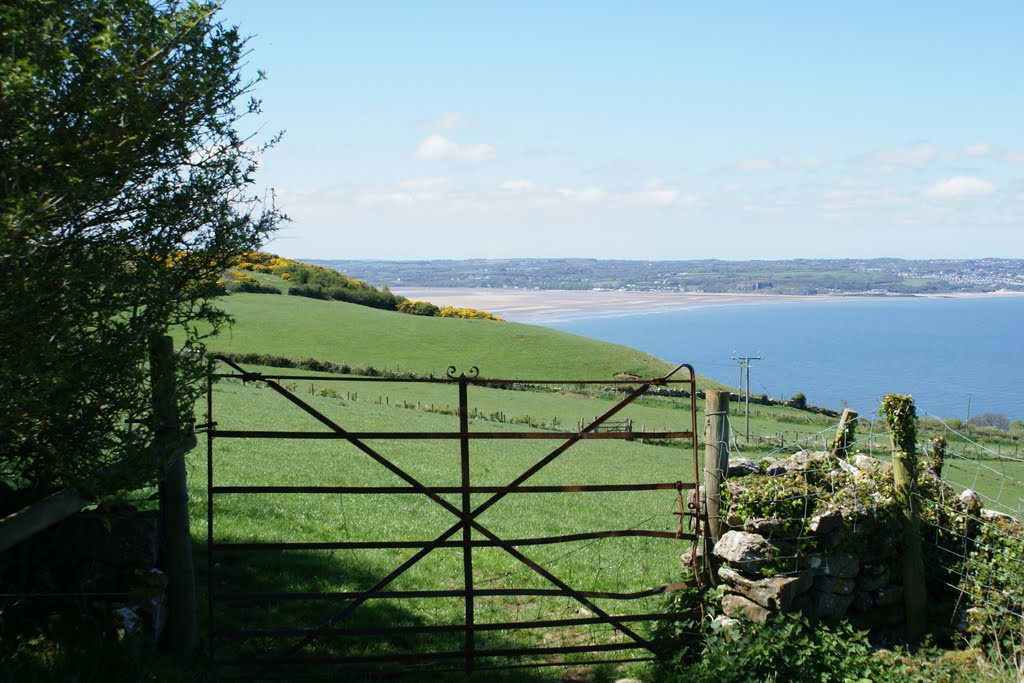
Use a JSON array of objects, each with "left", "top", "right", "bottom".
[{"left": 205, "top": 357, "right": 704, "bottom": 678}]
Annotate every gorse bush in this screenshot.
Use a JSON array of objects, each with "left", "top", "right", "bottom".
[
  {"left": 237, "top": 251, "right": 402, "bottom": 310},
  {"left": 396, "top": 300, "right": 440, "bottom": 316}
]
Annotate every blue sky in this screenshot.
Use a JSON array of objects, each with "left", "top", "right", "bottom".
[{"left": 220, "top": 1, "right": 1023, "bottom": 260}]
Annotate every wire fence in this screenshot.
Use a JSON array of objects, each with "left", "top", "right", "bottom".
[{"left": 723, "top": 409, "right": 1024, "bottom": 644}]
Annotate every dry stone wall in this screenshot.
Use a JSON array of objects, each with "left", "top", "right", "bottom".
[{"left": 704, "top": 451, "right": 952, "bottom": 632}]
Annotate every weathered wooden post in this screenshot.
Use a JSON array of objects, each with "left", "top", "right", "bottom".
[
  {"left": 150, "top": 335, "right": 198, "bottom": 660},
  {"left": 829, "top": 408, "right": 858, "bottom": 459},
  {"left": 928, "top": 436, "right": 947, "bottom": 478},
  {"left": 703, "top": 391, "right": 731, "bottom": 544},
  {"left": 880, "top": 393, "right": 927, "bottom": 643}
]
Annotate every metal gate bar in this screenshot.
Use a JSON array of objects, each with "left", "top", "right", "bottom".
[{"left": 206, "top": 358, "right": 702, "bottom": 677}]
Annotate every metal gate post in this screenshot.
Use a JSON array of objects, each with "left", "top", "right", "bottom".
[{"left": 457, "top": 368, "right": 476, "bottom": 673}]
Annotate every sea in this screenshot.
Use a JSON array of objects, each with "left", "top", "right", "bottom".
[{"left": 543, "top": 295, "right": 1024, "bottom": 422}]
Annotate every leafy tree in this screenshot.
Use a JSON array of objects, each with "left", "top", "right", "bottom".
[
  {"left": 0, "top": 0, "right": 283, "bottom": 501},
  {"left": 967, "top": 413, "right": 1011, "bottom": 431}
]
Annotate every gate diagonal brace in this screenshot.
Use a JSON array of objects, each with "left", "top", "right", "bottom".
[
  {"left": 264, "top": 363, "right": 690, "bottom": 665},
  {"left": 214, "top": 357, "right": 466, "bottom": 520},
  {"left": 216, "top": 359, "right": 693, "bottom": 670}
]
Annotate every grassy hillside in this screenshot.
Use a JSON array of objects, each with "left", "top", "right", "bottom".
[
  {"left": 192, "top": 291, "right": 1024, "bottom": 509},
  {"left": 199, "top": 292, "right": 705, "bottom": 382}
]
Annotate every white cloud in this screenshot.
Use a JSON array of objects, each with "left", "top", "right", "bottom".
[
  {"left": 359, "top": 177, "right": 456, "bottom": 205},
  {"left": 398, "top": 177, "right": 451, "bottom": 190},
  {"left": 424, "top": 112, "right": 467, "bottom": 130},
  {"left": 413, "top": 134, "right": 495, "bottom": 162},
  {"left": 557, "top": 186, "right": 606, "bottom": 202},
  {"left": 623, "top": 178, "right": 698, "bottom": 206},
  {"left": 963, "top": 143, "right": 991, "bottom": 157},
  {"left": 875, "top": 142, "right": 935, "bottom": 166},
  {"left": 626, "top": 187, "right": 682, "bottom": 206},
  {"left": 736, "top": 156, "right": 826, "bottom": 172},
  {"left": 738, "top": 158, "right": 774, "bottom": 171},
  {"left": 922, "top": 176, "right": 996, "bottom": 199},
  {"left": 499, "top": 179, "right": 536, "bottom": 192}
]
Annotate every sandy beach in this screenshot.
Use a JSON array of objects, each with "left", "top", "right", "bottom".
[
  {"left": 392, "top": 287, "right": 848, "bottom": 322},
  {"left": 392, "top": 287, "right": 1024, "bottom": 323}
]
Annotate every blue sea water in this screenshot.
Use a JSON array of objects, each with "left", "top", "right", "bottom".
[{"left": 545, "top": 296, "right": 1024, "bottom": 421}]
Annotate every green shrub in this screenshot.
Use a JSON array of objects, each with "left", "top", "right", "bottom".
[{"left": 657, "top": 612, "right": 896, "bottom": 683}]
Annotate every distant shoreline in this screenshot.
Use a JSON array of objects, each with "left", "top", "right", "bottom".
[{"left": 392, "top": 287, "right": 1024, "bottom": 323}]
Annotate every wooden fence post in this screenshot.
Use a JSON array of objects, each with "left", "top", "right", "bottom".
[
  {"left": 150, "top": 335, "right": 198, "bottom": 661},
  {"left": 830, "top": 408, "right": 858, "bottom": 459},
  {"left": 880, "top": 394, "right": 927, "bottom": 643},
  {"left": 703, "top": 391, "right": 731, "bottom": 545}
]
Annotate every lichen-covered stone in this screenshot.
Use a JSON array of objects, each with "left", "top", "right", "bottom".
[
  {"left": 728, "top": 457, "right": 760, "bottom": 477},
  {"left": 807, "top": 552, "right": 859, "bottom": 578},
  {"left": 713, "top": 530, "right": 777, "bottom": 575},
  {"left": 959, "top": 489, "right": 981, "bottom": 511},
  {"left": 856, "top": 566, "right": 891, "bottom": 592},
  {"left": 719, "top": 566, "right": 813, "bottom": 610},
  {"left": 814, "top": 575, "right": 856, "bottom": 595},
  {"left": 809, "top": 510, "right": 842, "bottom": 535},
  {"left": 722, "top": 592, "right": 771, "bottom": 623},
  {"left": 744, "top": 517, "right": 785, "bottom": 537},
  {"left": 851, "top": 591, "right": 875, "bottom": 612},
  {"left": 874, "top": 586, "right": 904, "bottom": 607},
  {"left": 766, "top": 452, "right": 814, "bottom": 477},
  {"left": 811, "top": 590, "right": 855, "bottom": 618},
  {"left": 851, "top": 454, "right": 891, "bottom": 476}
]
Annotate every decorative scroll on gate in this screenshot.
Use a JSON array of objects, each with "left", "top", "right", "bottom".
[{"left": 204, "top": 358, "right": 704, "bottom": 677}]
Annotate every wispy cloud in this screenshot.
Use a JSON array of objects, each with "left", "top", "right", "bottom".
[
  {"left": 735, "top": 156, "right": 826, "bottom": 172},
  {"left": 498, "top": 179, "right": 536, "bottom": 192},
  {"left": 357, "top": 177, "right": 456, "bottom": 205},
  {"left": 556, "top": 186, "right": 606, "bottom": 202},
  {"left": 738, "top": 158, "right": 775, "bottom": 171},
  {"left": 622, "top": 178, "right": 698, "bottom": 206},
  {"left": 875, "top": 142, "right": 936, "bottom": 166},
  {"left": 413, "top": 134, "right": 495, "bottom": 162},
  {"left": 423, "top": 112, "right": 468, "bottom": 130},
  {"left": 922, "top": 176, "right": 996, "bottom": 199}
]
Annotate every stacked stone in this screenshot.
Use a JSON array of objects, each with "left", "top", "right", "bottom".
[{"left": 710, "top": 451, "right": 908, "bottom": 625}]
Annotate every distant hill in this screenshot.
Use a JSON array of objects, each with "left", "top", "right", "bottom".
[{"left": 306, "top": 257, "right": 1024, "bottom": 296}]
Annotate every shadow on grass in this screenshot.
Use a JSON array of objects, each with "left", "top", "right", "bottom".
[{"left": 197, "top": 533, "right": 606, "bottom": 681}]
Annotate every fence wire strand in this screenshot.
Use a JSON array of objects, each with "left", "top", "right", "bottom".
[{"left": 726, "top": 410, "right": 1024, "bottom": 638}]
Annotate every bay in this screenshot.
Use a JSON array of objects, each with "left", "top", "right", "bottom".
[{"left": 545, "top": 295, "right": 1024, "bottom": 422}]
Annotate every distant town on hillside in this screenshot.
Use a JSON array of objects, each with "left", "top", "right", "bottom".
[{"left": 308, "top": 258, "right": 1024, "bottom": 296}]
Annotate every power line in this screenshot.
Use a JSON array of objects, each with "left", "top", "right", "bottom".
[{"left": 732, "top": 353, "right": 763, "bottom": 442}]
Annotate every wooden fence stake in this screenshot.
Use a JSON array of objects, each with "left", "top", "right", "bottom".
[
  {"left": 881, "top": 394, "right": 927, "bottom": 643},
  {"left": 151, "top": 335, "right": 198, "bottom": 661},
  {"left": 830, "top": 408, "right": 858, "bottom": 459},
  {"left": 703, "top": 391, "right": 731, "bottom": 545}
]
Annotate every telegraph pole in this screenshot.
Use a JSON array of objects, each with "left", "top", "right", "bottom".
[{"left": 732, "top": 354, "right": 763, "bottom": 442}]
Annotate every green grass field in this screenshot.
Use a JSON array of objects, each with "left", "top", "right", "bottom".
[
  {"left": 196, "top": 292, "right": 687, "bottom": 381},
  {"left": 195, "top": 370, "right": 703, "bottom": 679},
  {"left": 178, "top": 290, "right": 1024, "bottom": 678}
]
